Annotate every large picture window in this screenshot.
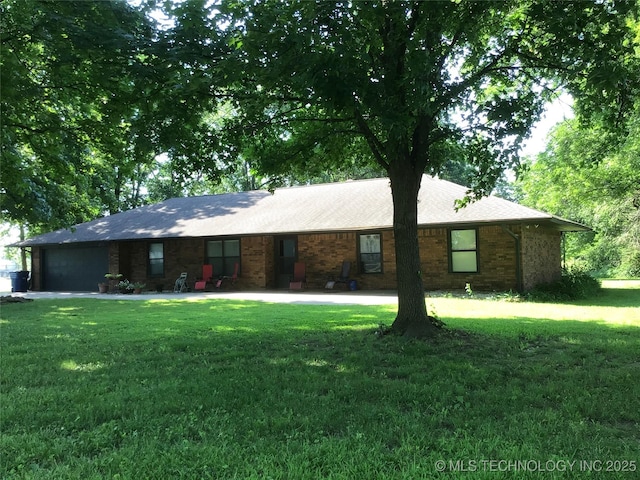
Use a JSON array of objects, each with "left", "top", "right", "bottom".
[
  {"left": 206, "top": 239, "right": 240, "bottom": 276},
  {"left": 359, "top": 233, "right": 382, "bottom": 273},
  {"left": 450, "top": 229, "right": 478, "bottom": 273},
  {"left": 148, "top": 242, "right": 164, "bottom": 276}
]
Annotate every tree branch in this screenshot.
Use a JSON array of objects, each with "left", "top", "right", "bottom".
[
  {"left": 5, "top": 122, "right": 57, "bottom": 135},
  {"left": 354, "top": 107, "right": 388, "bottom": 170}
]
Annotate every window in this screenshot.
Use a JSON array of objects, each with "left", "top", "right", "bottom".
[
  {"left": 359, "top": 233, "right": 382, "bottom": 273},
  {"left": 450, "top": 229, "right": 478, "bottom": 273},
  {"left": 148, "top": 242, "right": 164, "bottom": 276},
  {"left": 206, "top": 239, "right": 240, "bottom": 276}
]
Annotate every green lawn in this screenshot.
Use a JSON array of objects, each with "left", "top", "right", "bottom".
[{"left": 1, "top": 282, "right": 639, "bottom": 479}]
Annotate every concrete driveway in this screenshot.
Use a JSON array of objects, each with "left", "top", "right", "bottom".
[{"left": 4, "top": 288, "right": 400, "bottom": 306}]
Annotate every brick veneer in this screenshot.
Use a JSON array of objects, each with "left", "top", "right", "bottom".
[
  {"left": 30, "top": 223, "right": 563, "bottom": 293},
  {"left": 288, "top": 225, "right": 560, "bottom": 292},
  {"left": 521, "top": 225, "right": 562, "bottom": 290}
]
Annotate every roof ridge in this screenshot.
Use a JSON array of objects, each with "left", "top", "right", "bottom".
[{"left": 13, "top": 174, "right": 588, "bottom": 247}]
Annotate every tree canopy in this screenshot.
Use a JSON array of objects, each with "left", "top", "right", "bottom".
[
  {"left": 517, "top": 111, "right": 640, "bottom": 277},
  {"left": 171, "top": 0, "right": 638, "bottom": 336},
  {"left": 3, "top": 0, "right": 639, "bottom": 337},
  {"left": 1, "top": 0, "right": 156, "bottom": 230}
]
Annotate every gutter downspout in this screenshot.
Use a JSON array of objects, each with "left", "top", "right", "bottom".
[{"left": 502, "top": 225, "right": 523, "bottom": 293}]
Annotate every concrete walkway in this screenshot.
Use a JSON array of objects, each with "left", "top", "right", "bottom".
[{"left": 5, "top": 288, "right": 400, "bottom": 306}]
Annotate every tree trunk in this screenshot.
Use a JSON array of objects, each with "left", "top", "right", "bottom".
[
  {"left": 388, "top": 169, "right": 441, "bottom": 338},
  {"left": 19, "top": 224, "right": 28, "bottom": 271}
]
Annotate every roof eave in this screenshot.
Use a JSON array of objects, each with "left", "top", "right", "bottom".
[
  {"left": 548, "top": 216, "right": 592, "bottom": 232},
  {"left": 416, "top": 217, "right": 592, "bottom": 232}
]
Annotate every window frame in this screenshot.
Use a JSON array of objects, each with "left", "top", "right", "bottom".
[
  {"left": 449, "top": 228, "right": 479, "bottom": 273},
  {"left": 358, "top": 232, "right": 383, "bottom": 274},
  {"left": 148, "top": 241, "right": 165, "bottom": 277},
  {"left": 205, "top": 238, "right": 241, "bottom": 277}
]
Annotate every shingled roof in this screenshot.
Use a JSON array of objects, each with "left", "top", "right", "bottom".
[{"left": 16, "top": 175, "right": 589, "bottom": 246}]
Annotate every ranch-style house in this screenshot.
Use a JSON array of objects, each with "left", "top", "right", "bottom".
[{"left": 16, "top": 175, "right": 588, "bottom": 293}]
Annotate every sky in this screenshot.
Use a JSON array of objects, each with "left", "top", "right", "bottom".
[{"left": 521, "top": 94, "right": 574, "bottom": 158}]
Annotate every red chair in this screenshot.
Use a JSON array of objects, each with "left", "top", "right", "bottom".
[
  {"left": 216, "top": 262, "right": 239, "bottom": 289},
  {"left": 289, "top": 262, "right": 306, "bottom": 290},
  {"left": 195, "top": 264, "right": 213, "bottom": 291}
]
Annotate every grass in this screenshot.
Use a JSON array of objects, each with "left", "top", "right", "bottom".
[{"left": 1, "top": 281, "right": 639, "bottom": 479}]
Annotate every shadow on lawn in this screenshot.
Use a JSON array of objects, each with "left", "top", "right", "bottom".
[
  {"left": 4, "top": 287, "right": 640, "bottom": 480},
  {"left": 573, "top": 287, "right": 640, "bottom": 307},
  {"left": 6, "top": 297, "right": 640, "bottom": 381},
  {"left": 42, "top": 306, "right": 639, "bottom": 369},
  {"left": 3, "top": 298, "right": 639, "bottom": 478},
  {"left": 59, "top": 299, "right": 640, "bottom": 367},
  {"left": 42, "top": 314, "right": 639, "bottom": 431}
]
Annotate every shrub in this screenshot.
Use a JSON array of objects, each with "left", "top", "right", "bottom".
[
  {"left": 528, "top": 268, "right": 601, "bottom": 302},
  {"left": 618, "top": 250, "right": 640, "bottom": 278}
]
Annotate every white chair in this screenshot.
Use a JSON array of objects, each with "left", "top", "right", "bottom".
[{"left": 173, "top": 272, "right": 188, "bottom": 293}]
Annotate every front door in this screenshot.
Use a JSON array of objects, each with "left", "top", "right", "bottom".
[{"left": 275, "top": 237, "right": 297, "bottom": 288}]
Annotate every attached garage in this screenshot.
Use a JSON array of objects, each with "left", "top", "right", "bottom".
[{"left": 41, "top": 244, "right": 108, "bottom": 291}]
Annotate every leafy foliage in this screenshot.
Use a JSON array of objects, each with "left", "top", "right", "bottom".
[
  {"left": 3, "top": 0, "right": 639, "bottom": 334},
  {"left": 517, "top": 107, "right": 640, "bottom": 277},
  {"left": 1, "top": 0, "right": 158, "bottom": 231},
  {"left": 527, "top": 268, "right": 602, "bottom": 302},
  {"left": 187, "top": 0, "right": 638, "bottom": 334}
]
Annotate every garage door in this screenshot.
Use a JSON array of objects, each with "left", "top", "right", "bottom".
[{"left": 42, "top": 245, "right": 109, "bottom": 291}]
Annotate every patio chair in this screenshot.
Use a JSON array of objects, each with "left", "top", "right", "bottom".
[
  {"left": 326, "top": 260, "right": 351, "bottom": 289},
  {"left": 289, "top": 262, "right": 306, "bottom": 290},
  {"left": 194, "top": 264, "right": 213, "bottom": 291},
  {"left": 216, "top": 262, "right": 239, "bottom": 289},
  {"left": 174, "top": 272, "right": 188, "bottom": 293}
]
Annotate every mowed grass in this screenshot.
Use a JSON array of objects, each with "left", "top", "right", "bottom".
[{"left": 1, "top": 282, "right": 639, "bottom": 479}]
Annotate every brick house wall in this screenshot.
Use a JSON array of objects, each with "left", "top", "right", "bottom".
[
  {"left": 296, "top": 232, "right": 358, "bottom": 288},
  {"left": 419, "top": 227, "right": 449, "bottom": 290},
  {"left": 242, "top": 236, "right": 273, "bottom": 289},
  {"left": 521, "top": 226, "right": 562, "bottom": 291},
  {"left": 105, "top": 236, "right": 275, "bottom": 291},
  {"left": 290, "top": 230, "right": 398, "bottom": 289},
  {"left": 294, "top": 225, "right": 521, "bottom": 291},
  {"left": 29, "top": 223, "right": 563, "bottom": 293},
  {"left": 418, "top": 225, "right": 520, "bottom": 292},
  {"left": 107, "top": 242, "right": 119, "bottom": 280},
  {"left": 112, "top": 238, "right": 208, "bottom": 291}
]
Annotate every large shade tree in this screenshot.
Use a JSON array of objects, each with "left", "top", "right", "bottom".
[
  {"left": 4, "top": 1, "right": 638, "bottom": 337},
  {"left": 1, "top": 0, "right": 158, "bottom": 231},
  {"left": 0, "top": 0, "right": 220, "bottom": 232},
  {"left": 156, "top": 0, "right": 638, "bottom": 337}
]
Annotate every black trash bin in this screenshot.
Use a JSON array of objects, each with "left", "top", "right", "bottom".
[{"left": 10, "top": 271, "right": 29, "bottom": 292}]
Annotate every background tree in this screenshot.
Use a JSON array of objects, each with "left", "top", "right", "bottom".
[
  {"left": 154, "top": 0, "right": 638, "bottom": 337},
  {"left": 3, "top": 1, "right": 638, "bottom": 336},
  {"left": 1, "top": 0, "right": 161, "bottom": 234},
  {"left": 517, "top": 112, "right": 640, "bottom": 277},
  {"left": 1, "top": 0, "right": 383, "bottom": 235}
]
